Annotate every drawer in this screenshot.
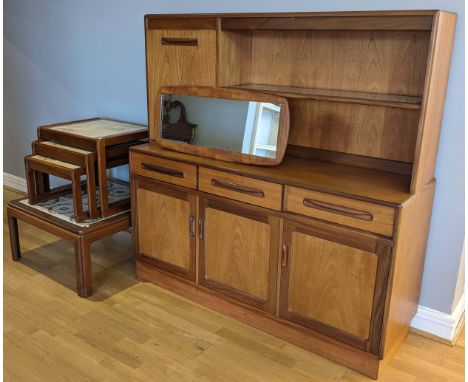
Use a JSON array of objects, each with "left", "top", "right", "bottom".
[
  {"left": 130, "top": 152, "right": 197, "bottom": 189},
  {"left": 284, "top": 186, "right": 395, "bottom": 236},
  {"left": 199, "top": 168, "right": 282, "bottom": 211}
]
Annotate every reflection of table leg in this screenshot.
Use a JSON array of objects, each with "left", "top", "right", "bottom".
[
  {"left": 74, "top": 236, "right": 92, "bottom": 298},
  {"left": 8, "top": 213, "right": 21, "bottom": 261},
  {"left": 96, "top": 140, "right": 109, "bottom": 217}
]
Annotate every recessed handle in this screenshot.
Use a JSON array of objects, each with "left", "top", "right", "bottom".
[
  {"left": 161, "top": 37, "right": 198, "bottom": 46},
  {"left": 211, "top": 178, "right": 265, "bottom": 198},
  {"left": 281, "top": 244, "right": 289, "bottom": 267},
  {"left": 189, "top": 215, "right": 196, "bottom": 237},
  {"left": 303, "top": 198, "right": 373, "bottom": 221},
  {"left": 141, "top": 162, "right": 184, "bottom": 178},
  {"left": 198, "top": 218, "right": 204, "bottom": 240}
]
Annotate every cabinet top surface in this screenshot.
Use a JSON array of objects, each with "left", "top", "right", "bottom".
[
  {"left": 132, "top": 143, "right": 412, "bottom": 206},
  {"left": 145, "top": 10, "right": 444, "bottom": 18}
]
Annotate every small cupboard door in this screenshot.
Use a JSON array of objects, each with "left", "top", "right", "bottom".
[
  {"left": 147, "top": 28, "right": 217, "bottom": 130},
  {"left": 279, "top": 219, "right": 391, "bottom": 354},
  {"left": 199, "top": 197, "right": 280, "bottom": 313},
  {"left": 132, "top": 176, "right": 197, "bottom": 281}
]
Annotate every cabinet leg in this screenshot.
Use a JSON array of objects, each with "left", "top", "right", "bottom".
[
  {"left": 74, "top": 237, "right": 93, "bottom": 297},
  {"left": 8, "top": 213, "right": 21, "bottom": 261}
]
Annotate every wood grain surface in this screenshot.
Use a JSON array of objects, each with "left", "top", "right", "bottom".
[
  {"left": 249, "top": 30, "right": 430, "bottom": 96},
  {"left": 284, "top": 186, "right": 396, "bottom": 236},
  {"left": 221, "top": 15, "right": 434, "bottom": 31},
  {"left": 137, "top": 187, "right": 192, "bottom": 269},
  {"left": 286, "top": 231, "right": 378, "bottom": 339},
  {"left": 199, "top": 167, "right": 283, "bottom": 210},
  {"left": 411, "top": 11, "right": 457, "bottom": 192},
  {"left": 288, "top": 99, "right": 420, "bottom": 162},
  {"left": 146, "top": 30, "right": 217, "bottom": 138},
  {"left": 381, "top": 181, "right": 436, "bottom": 361},
  {"left": 203, "top": 207, "right": 271, "bottom": 301},
  {"left": 130, "top": 151, "right": 197, "bottom": 189}
]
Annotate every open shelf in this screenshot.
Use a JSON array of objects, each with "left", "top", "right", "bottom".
[{"left": 230, "top": 84, "right": 422, "bottom": 110}]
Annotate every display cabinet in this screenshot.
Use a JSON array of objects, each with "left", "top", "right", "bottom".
[{"left": 131, "top": 10, "right": 456, "bottom": 378}]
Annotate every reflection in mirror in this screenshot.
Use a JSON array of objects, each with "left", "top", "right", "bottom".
[{"left": 160, "top": 94, "right": 281, "bottom": 159}]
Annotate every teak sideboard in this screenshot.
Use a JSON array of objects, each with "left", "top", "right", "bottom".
[{"left": 129, "top": 11, "right": 456, "bottom": 378}]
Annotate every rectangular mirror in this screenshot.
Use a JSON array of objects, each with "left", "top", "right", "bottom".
[{"left": 155, "top": 86, "right": 290, "bottom": 165}]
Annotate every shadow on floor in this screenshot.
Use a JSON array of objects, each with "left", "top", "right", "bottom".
[{"left": 15, "top": 232, "right": 140, "bottom": 302}]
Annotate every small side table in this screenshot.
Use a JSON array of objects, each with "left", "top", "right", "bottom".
[
  {"left": 7, "top": 198, "right": 131, "bottom": 297},
  {"left": 38, "top": 118, "right": 148, "bottom": 217}
]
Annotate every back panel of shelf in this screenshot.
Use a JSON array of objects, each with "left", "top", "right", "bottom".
[{"left": 218, "top": 27, "right": 431, "bottom": 166}]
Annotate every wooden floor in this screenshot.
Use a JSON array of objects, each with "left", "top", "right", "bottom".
[{"left": 3, "top": 188, "right": 465, "bottom": 381}]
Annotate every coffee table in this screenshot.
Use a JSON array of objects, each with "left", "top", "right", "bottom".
[
  {"left": 7, "top": 197, "right": 131, "bottom": 297},
  {"left": 38, "top": 118, "right": 147, "bottom": 217}
]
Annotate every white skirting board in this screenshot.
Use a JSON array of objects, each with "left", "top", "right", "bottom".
[
  {"left": 3, "top": 172, "right": 27, "bottom": 193},
  {"left": 410, "top": 294, "right": 465, "bottom": 345},
  {"left": 3, "top": 171, "right": 465, "bottom": 343}
]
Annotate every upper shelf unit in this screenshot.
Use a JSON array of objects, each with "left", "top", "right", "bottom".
[{"left": 144, "top": 10, "right": 456, "bottom": 192}]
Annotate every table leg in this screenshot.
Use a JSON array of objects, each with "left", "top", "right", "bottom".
[
  {"left": 8, "top": 212, "right": 21, "bottom": 261},
  {"left": 36, "top": 172, "right": 50, "bottom": 196},
  {"left": 25, "top": 162, "right": 38, "bottom": 204},
  {"left": 96, "top": 141, "right": 109, "bottom": 217},
  {"left": 74, "top": 237, "right": 93, "bottom": 297},
  {"left": 72, "top": 171, "right": 86, "bottom": 222},
  {"left": 86, "top": 155, "right": 99, "bottom": 219}
]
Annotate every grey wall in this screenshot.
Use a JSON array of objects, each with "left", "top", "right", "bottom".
[{"left": 4, "top": 0, "right": 464, "bottom": 314}]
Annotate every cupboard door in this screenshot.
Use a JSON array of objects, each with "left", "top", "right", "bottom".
[
  {"left": 199, "top": 198, "right": 280, "bottom": 313},
  {"left": 279, "top": 219, "right": 391, "bottom": 354},
  {"left": 146, "top": 29, "right": 217, "bottom": 136},
  {"left": 132, "top": 176, "right": 196, "bottom": 281}
]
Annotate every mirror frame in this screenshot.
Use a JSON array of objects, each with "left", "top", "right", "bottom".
[{"left": 155, "top": 86, "right": 290, "bottom": 166}]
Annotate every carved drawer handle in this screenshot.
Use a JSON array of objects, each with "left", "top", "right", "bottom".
[
  {"left": 161, "top": 37, "right": 198, "bottom": 46},
  {"left": 211, "top": 178, "right": 265, "bottom": 198},
  {"left": 141, "top": 162, "right": 184, "bottom": 178},
  {"left": 303, "top": 198, "right": 374, "bottom": 221}
]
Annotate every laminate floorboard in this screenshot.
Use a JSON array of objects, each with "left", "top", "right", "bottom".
[{"left": 3, "top": 188, "right": 465, "bottom": 381}]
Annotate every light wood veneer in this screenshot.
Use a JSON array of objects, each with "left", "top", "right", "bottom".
[
  {"left": 131, "top": 151, "right": 197, "bottom": 189},
  {"left": 199, "top": 167, "right": 282, "bottom": 211},
  {"left": 284, "top": 186, "right": 396, "bottom": 236},
  {"left": 286, "top": 231, "right": 378, "bottom": 339}
]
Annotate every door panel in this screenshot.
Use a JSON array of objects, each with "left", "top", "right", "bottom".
[
  {"left": 132, "top": 176, "right": 196, "bottom": 280},
  {"left": 146, "top": 29, "right": 217, "bottom": 137},
  {"left": 280, "top": 219, "right": 392, "bottom": 354},
  {"left": 200, "top": 197, "right": 280, "bottom": 313},
  {"left": 288, "top": 231, "right": 378, "bottom": 339}
]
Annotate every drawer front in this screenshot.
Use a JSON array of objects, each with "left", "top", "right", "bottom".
[
  {"left": 284, "top": 186, "right": 395, "bottom": 236},
  {"left": 130, "top": 152, "right": 197, "bottom": 189},
  {"left": 199, "top": 168, "right": 282, "bottom": 211}
]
